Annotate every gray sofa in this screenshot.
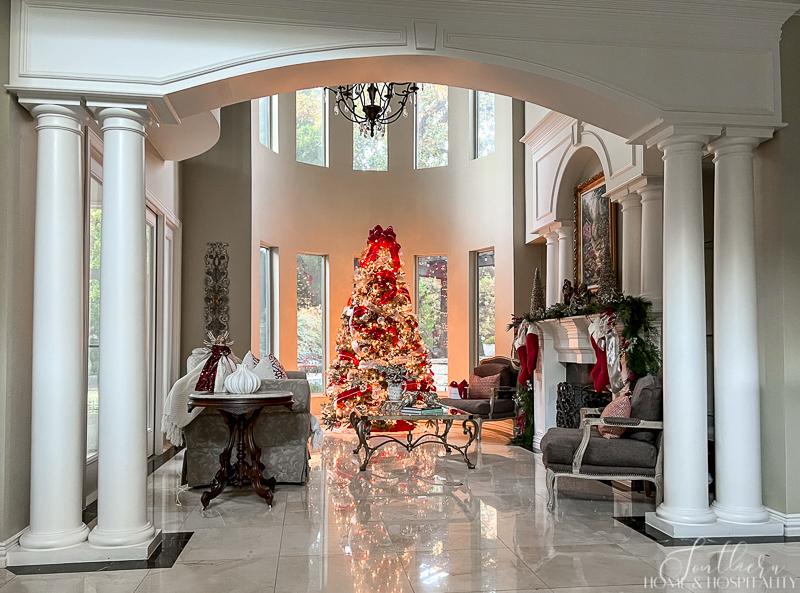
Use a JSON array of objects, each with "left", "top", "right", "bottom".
[
  {"left": 182, "top": 371, "right": 312, "bottom": 486},
  {"left": 540, "top": 375, "right": 663, "bottom": 509}
]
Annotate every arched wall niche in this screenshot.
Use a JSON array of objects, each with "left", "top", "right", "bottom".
[{"left": 553, "top": 146, "right": 606, "bottom": 223}]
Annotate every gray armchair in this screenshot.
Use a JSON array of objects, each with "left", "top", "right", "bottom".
[
  {"left": 439, "top": 356, "right": 519, "bottom": 422},
  {"left": 181, "top": 371, "right": 312, "bottom": 486},
  {"left": 540, "top": 375, "right": 663, "bottom": 509}
]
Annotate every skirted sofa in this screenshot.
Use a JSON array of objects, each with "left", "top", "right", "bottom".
[{"left": 181, "top": 371, "right": 311, "bottom": 486}]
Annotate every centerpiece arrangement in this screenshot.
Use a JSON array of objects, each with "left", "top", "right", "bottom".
[{"left": 321, "top": 225, "right": 437, "bottom": 429}]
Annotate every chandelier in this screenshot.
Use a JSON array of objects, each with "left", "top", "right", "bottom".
[{"left": 326, "top": 82, "right": 419, "bottom": 138}]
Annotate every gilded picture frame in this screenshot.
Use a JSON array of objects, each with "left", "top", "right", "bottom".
[{"left": 574, "top": 173, "right": 617, "bottom": 290}]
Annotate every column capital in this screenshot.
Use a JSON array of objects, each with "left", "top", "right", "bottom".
[
  {"left": 642, "top": 123, "right": 723, "bottom": 150},
  {"left": 544, "top": 229, "right": 560, "bottom": 244},
  {"left": 555, "top": 221, "right": 574, "bottom": 239},
  {"left": 618, "top": 192, "right": 643, "bottom": 212},
  {"left": 87, "top": 101, "right": 154, "bottom": 135},
  {"left": 707, "top": 135, "right": 762, "bottom": 159},
  {"left": 17, "top": 97, "right": 90, "bottom": 134}
]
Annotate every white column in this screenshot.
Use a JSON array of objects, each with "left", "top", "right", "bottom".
[
  {"left": 544, "top": 230, "right": 559, "bottom": 306},
  {"left": 619, "top": 193, "right": 642, "bottom": 295},
  {"left": 556, "top": 222, "right": 574, "bottom": 300},
  {"left": 19, "top": 104, "right": 90, "bottom": 550},
  {"left": 709, "top": 136, "right": 770, "bottom": 524},
  {"left": 651, "top": 134, "right": 716, "bottom": 529},
  {"left": 88, "top": 107, "right": 155, "bottom": 548},
  {"left": 639, "top": 183, "right": 664, "bottom": 308}
]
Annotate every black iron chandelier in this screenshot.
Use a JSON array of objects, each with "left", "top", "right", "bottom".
[{"left": 326, "top": 82, "right": 419, "bottom": 138}]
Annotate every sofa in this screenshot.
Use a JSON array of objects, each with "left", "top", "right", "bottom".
[
  {"left": 181, "top": 371, "right": 311, "bottom": 486},
  {"left": 540, "top": 374, "right": 663, "bottom": 509},
  {"left": 439, "top": 356, "right": 519, "bottom": 420}
]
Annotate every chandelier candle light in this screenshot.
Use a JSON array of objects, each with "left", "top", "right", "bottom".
[{"left": 326, "top": 82, "right": 419, "bottom": 138}]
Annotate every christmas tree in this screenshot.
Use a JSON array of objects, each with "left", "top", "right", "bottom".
[{"left": 321, "top": 225, "right": 434, "bottom": 428}]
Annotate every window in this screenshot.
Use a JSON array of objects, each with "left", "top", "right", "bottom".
[
  {"left": 86, "top": 174, "right": 102, "bottom": 459},
  {"left": 297, "top": 254, "right": 327, "bottom": 392},
  {"left": 353, "top": 121, "right": 388, "bottom": 171},
  {"left": 258, "top": 95, "right": 279, "bottom": 151},
  {"left": 475, "top": 250, "right": 496, "bottom": 363},
  {"left": 260, "top": 247, "right": 276, "bottom": 358},
  {"left": 474, "top": 91, "right": 496, "bottom": 158},
  {"left": 415, "top": 84, "right": 448, "bottom": 169},
  {"left": 295, "top": 88, "right": 327, "bottom": 166},
  {"left": 416, "top": 256, "right": 448, "bottom": 390}
]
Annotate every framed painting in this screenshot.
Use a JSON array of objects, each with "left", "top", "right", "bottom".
[{"left": 574, "top": 173, "right": 617, "bottom": 290}]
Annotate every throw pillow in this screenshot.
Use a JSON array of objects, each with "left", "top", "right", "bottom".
[
  {"left": 242, "top": 351, "right": 260, "bottom": 370},
  {"left": 597, "top": 395, "right": 632, "bottom": 439},
  {"left": 269, "top": 353, "right": 288, "bottom": 379},
  {"left": 467, "top": 373, "right": 501, "bottom": 399}
]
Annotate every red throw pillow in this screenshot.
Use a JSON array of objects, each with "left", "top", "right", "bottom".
[
  {"left": 597, "top": 395, "right": 632, "bottom": 439},
  {"left": 467, "top": 373, "right": 501, "bottom": 399}
]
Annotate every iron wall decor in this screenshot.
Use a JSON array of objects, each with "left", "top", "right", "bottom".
[{"left": 204, "top": 242, "right": 230, "bottom": 336}]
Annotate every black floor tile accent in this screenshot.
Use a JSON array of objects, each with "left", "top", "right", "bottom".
[
  {"left": 615, "top": 515, "right": 800, "bottom": 546},
  {"left": 6, "top": 532, "right": 193, "bottom": 575}
]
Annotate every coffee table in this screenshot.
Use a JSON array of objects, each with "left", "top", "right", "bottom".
[
  {"left": 349, "top": 408, "right": 480, "bottom": 471},
  {"left": 188, "top": 391, "right": 293, "bottom": 509}
]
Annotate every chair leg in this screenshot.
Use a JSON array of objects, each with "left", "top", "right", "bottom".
[
  {"left": 654, "top": 475, "right": 664, "bottom": 506},
  {"left": 546, "top": 468, "right": 556, "bottom": 510}
]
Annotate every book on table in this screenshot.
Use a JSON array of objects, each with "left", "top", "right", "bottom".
[{"left": 401, "top": 406, "right": 445, "bottom": 416}]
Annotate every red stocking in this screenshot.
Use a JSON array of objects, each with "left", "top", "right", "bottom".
[
  {"left": 517, "top": 344, "right": 529, "bottom": 385},
  {"left": 590, "top": 336, "right": 609, "bottom": 392},
  {"left": 525, "top": 332, "right": 539, "bottom": 375}
]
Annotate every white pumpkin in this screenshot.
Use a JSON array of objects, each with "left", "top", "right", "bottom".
[{"left": 224, "top": 364, "right": 261, "bottom": 394}]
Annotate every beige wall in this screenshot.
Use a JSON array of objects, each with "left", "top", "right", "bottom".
[
  {"left": 249, "top": 87, "right": 542, "bottom": 385},
  {"left": 180, "top": 103, "right": 253, "bottom": 363},
  {"left": 755, "top": 15, "right": 800, "bottom": 517},
  {"left": 0, "top": 1, "right": 35, "bottom": 543}
]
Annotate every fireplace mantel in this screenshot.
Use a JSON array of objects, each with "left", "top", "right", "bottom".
[{"left": 536, "top": 316, "right": 596, "bottom": 364}]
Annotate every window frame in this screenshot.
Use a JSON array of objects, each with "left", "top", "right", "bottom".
[
  {"left": 472, "top": 248, "right": 496, "bottom": 367},
  {"left": 414, "top": 255, "right": 449, "bottom": 390},
  {"left": 295, "top": 253, "right": 329, "bottom": 393},
  {"left": 295, "top": 88, "right": 329, "bottom": 167},
  {"left": 472, "top": 90, "right": 496, "bottom": 159},
  {"left": 414, "top": 83, "right": 449, "bottom": 170},
  {"left": 258, "top": 95, "right": 279, "bottom": 152},
  {"left": 259, "top": 245, "right": 277, "bottom": 358}
]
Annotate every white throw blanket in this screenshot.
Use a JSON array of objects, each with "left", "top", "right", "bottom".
[{"left": 161, "top": 350, "right": 237, "bottom": 446}]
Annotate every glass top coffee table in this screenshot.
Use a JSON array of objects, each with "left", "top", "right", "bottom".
[{"left": 348, "top": 406, "right": 480, "bottom": 471}]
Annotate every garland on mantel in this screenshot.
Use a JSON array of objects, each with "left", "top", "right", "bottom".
[{"left": 509, "top": 293, "right": 662, "bottom": 379}]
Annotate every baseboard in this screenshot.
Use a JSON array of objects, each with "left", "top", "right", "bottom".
[
  {"left": 532, "top": 431, "right": 544, "bottom": 453},
  {"left": 0, "top": 528, "right": 25, "bottom": 568},
  {"left": 767, "top": 508, "right": 800, "bottom": 537}
]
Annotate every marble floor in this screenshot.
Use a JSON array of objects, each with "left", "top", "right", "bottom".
[{"left": 2, "top": 432, "right": 800, "bottom": 593}]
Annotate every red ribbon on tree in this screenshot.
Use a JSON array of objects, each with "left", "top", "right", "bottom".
[
  {"left": 359, "top": 225, "right": 402, "bottom": 271},
  {"left": 194, "top": 344, "right": 232, "bottom": 392}
]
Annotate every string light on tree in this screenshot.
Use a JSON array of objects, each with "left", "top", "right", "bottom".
[{"left": 321, "top": 225, "right": 435, "bottom": 428}]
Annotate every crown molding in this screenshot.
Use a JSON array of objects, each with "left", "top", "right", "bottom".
[{"left": 520, "top": 111, "right": 575, "bottom": 152}]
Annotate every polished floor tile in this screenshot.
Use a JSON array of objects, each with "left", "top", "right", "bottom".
[
  {"left": 137, "top": 559, "right": 278, "bottom": 593},
  {"left": 177, "top": 526, "right": 282, "bottom": 561},
  {"left": 274, "top": 551, "right": 414, "bottom": 593},
  {"left": 0, "top": 569, "right": 147, "bottom": 593},
  {"left": 400, "top": 547, "right": 548, "bottom": 592},
  {"left": 512, "top": 543, "right": 656, "bottom": 588},
  {"left": 14, "top": 431, "right": 800, "bottom": 593}
]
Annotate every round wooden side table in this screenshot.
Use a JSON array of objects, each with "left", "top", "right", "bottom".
[{"left": 188, "top": 391, "right": 293, "bottom": 509}]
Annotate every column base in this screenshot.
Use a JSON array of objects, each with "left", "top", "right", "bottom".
[
  {"left": 18, "top": 523, "right": 89, "bottom": 551},
  {"left": 7, "top": 530, "right": 161, "bottom": 566},
  {"left": 88, "top": 522, "right": 155, "bottom": 548},
  {"left": 646, "top": 512, "right": 783, "bottom": 538},
  {"left": 712, "top": 501, "right": 771, "bottom": 525}
]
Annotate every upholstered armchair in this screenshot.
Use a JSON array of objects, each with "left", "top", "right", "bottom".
[
  {"left": 181, "top": 371, "right": 312, "bottom": 486},
  {"left": 540, "top": 375, "right": 663, "bottom": 509},
  {"left": 439, "top": 356, "right": 519, "bottom": 422}
]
